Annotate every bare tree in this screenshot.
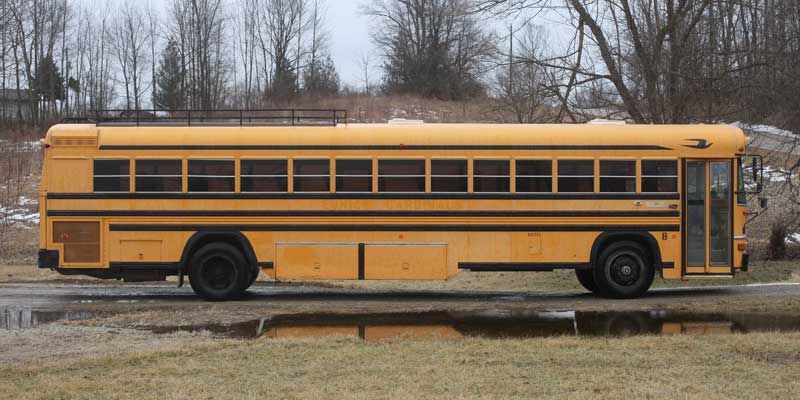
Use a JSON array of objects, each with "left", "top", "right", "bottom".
[
  {"left": 492, "top": 24, "right": 551, "bottom": 123},
  {"left": 111, "top": 3, "right": 151, "bottom": 111},
  {"left": 7, "top": 0, "right": 69, "bottom": 123},
  {"left": 167, "top": 0, "right": 228, "bottom": 110},
  {"left": 364, "top": 0, "right": 496, "bottom": 100},
  {"left": 356, "top": 50, "right": 372, "bottom": 95}
]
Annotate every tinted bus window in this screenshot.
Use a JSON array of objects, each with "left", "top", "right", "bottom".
[
  {"left": 188, "top": 160, "right": 235, "bottom": 192},
  {"left": 378, "top": 160, "right": 425, "bottom": 192},
  {"left": 336, "top": 159, "right": 373, "bottom": 192},
  {"left": 642, "top": 160, "right": 678, "bottom": 192},
  {"left": 558, "top": 160, "right": 594, "bottom": 192},
  {"left": 93, "top": 159, "right": 129, "bottom": 192},
  {"left": 241, "top": 160, "right": 288, "bottom": 192},
  {"left": 473, "top": 160, "right": 510, "bottom": 192},
  {"left": 294, "top": 159, "right": 330, "bottom": 192},
  {"left": 135, "top": 160, "right": 182, "bottom": 192},
  {"left": 431, "top": 159, "right": 467, "bottom": 192},
  {"left": 516, "top": 160, "right": 552, "bottom": 193},
  {"left": 600, "top": 160, "right": 635, "bottom": 192}
]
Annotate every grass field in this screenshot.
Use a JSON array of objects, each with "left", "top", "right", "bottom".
[{"left": 2, "top": 333, "right": 799, "bottom": 400}]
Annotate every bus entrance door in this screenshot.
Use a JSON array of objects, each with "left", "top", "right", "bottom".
[{"left": 684, "top": 160, "right": 733, "bottom": 276}]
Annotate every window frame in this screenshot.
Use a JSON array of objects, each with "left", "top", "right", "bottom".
[
  {"left": 514, "top": 159, "right": 553, "bottom": 193},
  {"left": 599, "top": 159, "right": 636, "bottom": 193},
  {"left": 377, "top": 158, "right": 426, "bottom": 193},
  {"left": 92, "top": 158, "right": 130, "bottom": 193},
  {"left": 240, "top": 158, "right": 289, "bottom": 193},
  {"left": 430, "top": 158, "right": 468, "bottom": 193},
  {"left": 292, "top": 158, "right": 331, "bottom": 193},
  {"left": 134, "top": 158, "right": 183, "bottom": 193},
  {"left": 641, "top": 159, "right": 679, "bottom": 193}
]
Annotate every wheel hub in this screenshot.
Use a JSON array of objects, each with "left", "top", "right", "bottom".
[{"left": 608, "top": 254, "right": 641, "bottom": 287}]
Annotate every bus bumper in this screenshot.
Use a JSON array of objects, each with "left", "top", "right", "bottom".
[
  {"left": 740, "top": 253, "right": 749, "bottom": 272},
  {"left": 38, "top": 249, "right": 59, "bottom": 269}
]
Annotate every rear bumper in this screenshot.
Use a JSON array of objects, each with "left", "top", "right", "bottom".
[{"left": 38, "top": 249, "right": 59, "bottom": 269}]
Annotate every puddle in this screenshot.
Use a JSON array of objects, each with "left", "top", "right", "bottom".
[
  {"left": 148, "top": 309, "right": 800, "bottom": 341},
  {"left": 0, "top": 308, "right": 107, "bottom": 330}
]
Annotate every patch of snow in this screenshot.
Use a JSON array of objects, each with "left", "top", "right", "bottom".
[{"left": 787, "top": 233, "right": 800, "bottom": 244}]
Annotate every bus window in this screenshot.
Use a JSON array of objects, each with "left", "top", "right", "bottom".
[
  {"left": 336, "top": 159, "right": 373, "bottom": 192},
  {"left": 558, "top": 160, "right": 594, "bottom": 192},
  {"left": 378, "top": 160, "right": 425, "bottom": 192},
  {"left": 135, "top": 160, "right": 182, "bottom": 192},
  {"left": 516, "top": 160, "right": 552, "bottom": 192},
  {"left": 431, "top": 159, "right": 467, "bottom": 192},
  {"left": 188, "top": 160, "right": 235, "bottom": 192},
  {"left": 293, "top": 159, "right": 330, "bottom": 192},
  {"left": 93, "top": 159, "right": 129, "bottom": 192},
  {"left": 642, "top": 160, "right": 678, "bottom": 192},
  {"left": 473, "top": 160, "right": 510, "bottom": 192},
  {"left": 600, "top": 160, "right": 635, "bottom": 192},
  {"left": 241, "top": 160, "right": 288, "bottom": 192}
]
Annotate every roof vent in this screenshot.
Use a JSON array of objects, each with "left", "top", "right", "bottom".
[
  {"left": 587, "top": 119, "right": 626, "bottom": 125},
  {"left": 388, "top": 118, "right": 424, "bottom": 125},
  {"left": 51, "top": 137, "right": 98, "bottom": 147}
]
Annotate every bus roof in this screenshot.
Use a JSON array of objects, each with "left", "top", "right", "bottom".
[{"left": 46, "top": 123, "right": 747, "bottom": 157}]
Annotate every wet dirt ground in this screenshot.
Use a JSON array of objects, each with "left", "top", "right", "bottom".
[{"left": 2, "top": 280, "right": 800, "bottom": 363}]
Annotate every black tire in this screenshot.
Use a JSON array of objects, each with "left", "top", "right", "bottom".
[
  {"left": 592, "top": 241, "right": 654, "bottom": 299},
  {"left": 575, "top": 269, "right": 597, "bottom": 292},
  {"left": 188, "top": 243, "right": 251, "bottom": 301},
  {"left": 247, "top": 267, "right": 260, "bottom": 288}
]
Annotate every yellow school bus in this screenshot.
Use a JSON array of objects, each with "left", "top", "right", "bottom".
[{"left": 37, "top": 110, "right": 757, "bottom": 299}]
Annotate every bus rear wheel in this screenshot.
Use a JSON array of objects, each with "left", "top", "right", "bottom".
[
  {"left": 575, "top": 269, "right": 597, "bottom": 292},
  {"left": 188, "top": 243, "right": 250, "bottom": 301},
  {"left": 592, "top": 241, "right": 654, "bottom": 299}
]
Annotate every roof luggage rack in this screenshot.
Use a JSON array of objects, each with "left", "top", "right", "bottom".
[{"left": 61, "top": 109, "right": 348, "bottom": 127}]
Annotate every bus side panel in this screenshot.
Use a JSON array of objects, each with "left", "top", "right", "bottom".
[{"left": 106, "top": 230, "right": 191, "bottom": 265}]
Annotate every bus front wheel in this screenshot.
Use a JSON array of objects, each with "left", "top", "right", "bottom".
[
  {"left": 188, "top": 243, "right": 250, "bottom": 301},
  {"left": 592, "top": 241, "right": 654, "bottom": 299}
]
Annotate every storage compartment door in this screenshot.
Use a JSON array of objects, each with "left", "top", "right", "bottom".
[
  {"left": 275, "top": 243, "right": 359, "bottom": 280},
  {"left": 364, "top": 244, "right": 447, "bottom": 280}
]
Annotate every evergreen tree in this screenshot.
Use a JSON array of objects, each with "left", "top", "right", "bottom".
[
  {"left": 303, "top": 55, "right": 340, "bottom": 98},
  {"left": 153, "top": 40, "right": 185, "bottom": 110},
  {"left": 32, "top": 56, "right": 65, "bottom": 102}
]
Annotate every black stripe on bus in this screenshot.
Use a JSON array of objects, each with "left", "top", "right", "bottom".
[
  {"left": 48, "top": 210, "right": 680, "bottom": 218},
  {"left": 458, "top": 263, "right": 592, "bottom": 272},
  {"left": 108, "top": 262, "right": 180, "bottom": 271},
  {"left": 109, "top": 224, "right": 680, "bottom": 232},
  {"left": 98, "top": 144, "right": 672, "bottom": 151},
  {"left": 46, "top": 192, "right": 680, "bottom": 200}
]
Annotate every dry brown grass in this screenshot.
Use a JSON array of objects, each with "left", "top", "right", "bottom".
[{"left": 2, "top": 332, "right": 799, "bottom": 399}]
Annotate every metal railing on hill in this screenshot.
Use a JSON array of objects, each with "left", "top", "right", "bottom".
[{"left": 61, "top": 109, "right": 348, "bottom": 127}]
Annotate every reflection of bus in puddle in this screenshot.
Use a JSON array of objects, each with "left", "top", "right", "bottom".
[{"left": 249, "top": 310, "right": 800, "bottom": 342}]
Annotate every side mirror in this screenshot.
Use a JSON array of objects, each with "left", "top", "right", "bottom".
[{"left": 759, "top": 197, "right": 768, "bottom": 209}]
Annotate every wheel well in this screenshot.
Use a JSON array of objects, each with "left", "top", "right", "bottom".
[
  {"left": 590, "top": 232, "right": 662, "bottom": 270},
  {"left": 179, "top": 230, "right": 258, "bottom": 274}
]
